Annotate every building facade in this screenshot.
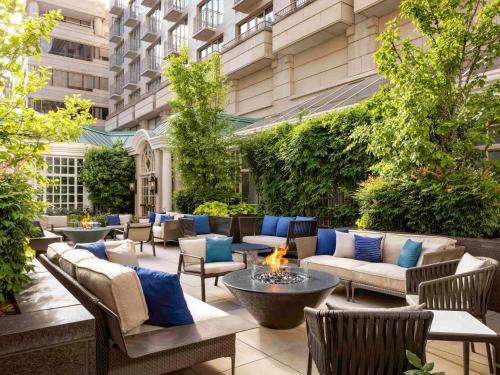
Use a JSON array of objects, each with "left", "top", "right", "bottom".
[{"left": 26, "top": 0, "right": 110, "bottom": 129}]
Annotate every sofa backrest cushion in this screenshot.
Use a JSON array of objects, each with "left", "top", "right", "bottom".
[
  {"left": 397, "top": 239, "right": 423, "bottom": 268},
  {"left": 75, "top": 240, "right": 108, "bottom": 260},
  {"left": 333, "top": 231, "right": 355, "bottom": 258},
  {"left": 47, "top": 242, "right": 73, "bottom": 263},
  {"left": 131, "top": 266, "right": 194, "bottom": 327},
  {"left": 76, "top": 258, "right": 149, "bottom": 333},
  {"left": 149, "top": 212, "right": 157, "bottom": 223},
  {"left": 105, "top": 242, "right": 139, "bottom": 267},
  {"left": 46, "top": 215, "right": 68, "bottom": 228},
  {"left": 354, "top": 234, "right": 383, "bottom": 263},
  {"left": 185, "top": 214, "right": 210, "bottom": 235},
  {"left": 158, "top": 214, "right": 174, "bottom": 225},
  {"left": 59, "top": 249, "right": 96, "bottom": 278},
  {"left": 179, "top": 238, "right": 206, "bottom": 266},
  {"left": 276, "top": 217, "right": 295, "bottom": 237},
  {"left": 261, "top": 215, "right": 279, "bottom": 236},
  {"left": 384, "top": 233, "right": 454, "bottom": 265},
  {"left": 316, "top": 228, "right": 348, "bottom": 256},
  {"left": 106, "top": 214, "right": 120, "bottom": 226},
  {"left": 119, "top": 214, "right": 132, "bottom": 225},
  {"left": 206, "top": 237, "right": 234, "bottom": 263},
  {"left": 455, "top": 253, "right": 488, "bottom": 275}
]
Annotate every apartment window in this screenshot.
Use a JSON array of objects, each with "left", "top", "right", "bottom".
[
  {"left": 239, "top": 7, "right": 273, "bottom": 35},
  {"left": 116, "top": 71, "right": 125, "bottom": 90},
  {"left": 147, "top": 77, "right": 161, "bottom": 92},
  {"left": 30, "top": 99, "right": 65, "bottom": 113},
  {"left": 129, "top": 89, "right": 141, "bottom": 103},
  {"left": 199, "top": 37, "right": 222, "bottom": 60},
  {"left": 43, "top": 157, "right": 85, "bottom": 210},
  {"left": 115, "top": 99, "right": 125, "bottom": 111},
  {"left": 130, "top": 26, "right": 141, "bottom": 49},
  {"left": 129, "top": 59, "right": 141, "bottom": 82},
  {"left": 111, "top": 16, "right": 124, "bottom": 36},
  {"left": 170, "top": 19, "right": 188, "bottom": 52},
  {"left": 147, "top": 6, "right": 162, "bottom": 31},
  {"left": 45, "top": 38, "right": 93, "bottom": 61},
  {"left": 61, "top": 16, "right": 92, "bottom": 28},
  {"left": 94, "top": 47, "right": 109, "bottom": 61},
  {"left": 48, "top": 69, "right": 108, "bottom": 91},
  {"left": 200, "top": 0, "right": 224, "bottom": 25},
  {"left": 115, "top": 43, "right": 125, "bottom": 64},
  {"left": 148, "top": 117, "right": 161, "bottom": 130},
  {"left": 91, "top": 107, "right": 109, "bottom": 120}
]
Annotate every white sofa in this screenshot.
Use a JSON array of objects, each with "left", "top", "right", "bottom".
[{"left": 297, "top": 229, "right": 465, "bottom": 300}]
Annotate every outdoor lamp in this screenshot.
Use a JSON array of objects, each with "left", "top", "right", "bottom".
[
  {"left": 129, "top": 179, "right": 137, "bottom": 193},
  {"left": 149, "top": 175, "right": 158, "bottom": 194}
]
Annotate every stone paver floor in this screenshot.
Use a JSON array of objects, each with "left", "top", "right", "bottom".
[{"left": 136, "top": 242, "right": 496, "bottom": 375}]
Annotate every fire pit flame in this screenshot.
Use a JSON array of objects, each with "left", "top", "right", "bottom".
[
  {"left": 263, "top": 246, "right": 289, "bottom": 273},
  {"left": 81, "top": 212, "right": 91, "bottom": 229},
  {"left": 252, "top": 246, "right": 307, "bottom": 285}
]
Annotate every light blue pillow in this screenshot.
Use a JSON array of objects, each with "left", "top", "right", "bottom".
[
  {"left": 261, "top": 215, "right": 279, "bottom": 236},
  {"left": 75, "top": 240, "right": 107, "bottom": 260},
  {"left": 276, "top": 217, "right": 295, "bottom": 237},
  {"left": 206, "top": 237, "right": 233, "bottom": 263},
  {"left": 185, "top": 214, "right": 210, "bottom": 235},
  {"left": 354, "top": 235, "right": 383, "bottom": 262},
  {"left": 397, "top": 239, "right": 423, "bottom": 268}
]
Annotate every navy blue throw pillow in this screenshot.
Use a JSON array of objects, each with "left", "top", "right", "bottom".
[
  {"left": 353, "top": 234, "right": 383, "bottom": 262},
  {"left": 261, "top": 215, "right": 279, "bottom": 236},
  {"left": 316, "top": 228, "right": 349, "bottom": 256},
  {"left": 276, "top": 217, "right": 295, "bottom": 237},
  {"left": 159, "top": 214, "right": 174, "bottom": 225},
  {"left": 131, "top": 266, "right": 194, "bottom": 327},
  {"left": 185, "top": 214, "right": 210, "bottom": 234},
  {"left": 106, "top": 214, "right": 120, "bottom": 226},
  {"left": 148, "top": 212, "right": 156, "bottom": 224},
  {"left": 75, "top": 240, "right": 108, "bottom": 260}
]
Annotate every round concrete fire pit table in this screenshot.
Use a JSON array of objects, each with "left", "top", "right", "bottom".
[
  {"left": 62, "top": 227, "right": 111, "bottom": 244},
  {"left": 223, "top": 268, "right": 338, "bottom": 329}
]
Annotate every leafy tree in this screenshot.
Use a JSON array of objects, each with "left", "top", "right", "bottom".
[
  {"left": 80, "top": 142, "right": 136, "bottom": 213},
  {"left": 357, "top": 0, "right": 499, "bottom": 177},
  {"left": 164, "top": 49, "right": 239, "bottom": 206},
  {"left": 0, "top": 0, "right": 93, "bottom": 301}
]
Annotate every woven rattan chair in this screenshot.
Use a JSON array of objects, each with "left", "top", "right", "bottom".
[
  {"left": 304, "top": 307, "right": 434, "bottom": 375},
  {"left": 178, "top": 216, "right": 233, "bottom": 238},
  {"left": 406, "top": 256, "right": 498, "bottom": 372},
  {"left": 117, "top": 223, "right": 156, "bottom": 256}
]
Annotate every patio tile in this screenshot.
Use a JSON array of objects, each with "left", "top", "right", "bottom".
[
  {"left": 272, "top": 343, "right": 319, "bottom": 375},
  {"left": 220, "top": 357, "right": 302, "bottom": 375},
  {"left": 236, "top": 326, "right": 307, "bottom": 356}
]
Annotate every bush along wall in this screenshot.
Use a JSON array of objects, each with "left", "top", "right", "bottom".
[{"left": 239, "top": 105, "right": 375, "bottom": 226}]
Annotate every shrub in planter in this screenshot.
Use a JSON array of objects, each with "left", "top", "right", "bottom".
[
  {"left": 194, "top": 201, "right": 229, "bottom": 216},
  {"left": 228, "top": 203, "right": 257, "bottom": 216},
  {"left": 174, "top": 189, "right": 205, "bottom": 214}
]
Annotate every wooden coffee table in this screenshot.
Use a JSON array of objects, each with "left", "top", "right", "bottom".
[{"left": 429, "top": 310, "right": 499, "bottom": 375}]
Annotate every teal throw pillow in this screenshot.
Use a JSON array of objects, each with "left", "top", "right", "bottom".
[
  {"left": 397, "top": 239, "right": 423, "bottom": 268},
  {"left": 206, "top": 237, "right": 234, "bottom": 263}
]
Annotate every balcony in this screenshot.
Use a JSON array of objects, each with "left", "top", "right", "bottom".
[
  {"left": 163, "top": 37, "right": 186, "bottom": 58},
  {"left": 110, "top": 0, "right": 125, "bottom": 16},
  {"left": 110, "top": 53, "right": 124, "bottom": 72},
  {"left": 124, "top": 73, "right": 140, "bottom": 90},
  {"left": 354, "top": 0, "right": 400, "bottom": 16},
  {"left": 141, "top": 55, "right": 162, "bottom": 78},
  {"left": 193, "top": 9, "right": 223, "bottom": 42},
  {"left": 142, "top": 0, "right": 160, "bottom": 7},
  {"left": 110, "top": 19, "right": 124, "bottom": 43},
  {"left": 221, "top": 21, "right": 273, "bottom": 79},
  {"left": 141, "top": 18, "right": 162, "bottom": 43},
  {"left": 163, "top": 0, "right": 186, "bottom": 22},
  {"left": 109, "top": 83, "right": 124, "bottom": 99},
  {"left": 233, "top": 0, "right": 271, "bottom": 13},
  {"left": 124, "top": 4, "right": 141, "bottom": 28},
  {"left": 124, "top": 37, "right": 141, "bottom": 59},
  {"left": 273, "top": 0, "right": 354, "bottom": 55}
]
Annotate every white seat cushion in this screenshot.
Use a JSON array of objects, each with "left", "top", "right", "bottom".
[
  {"left": 76, "top": 258, "right": 148, "bottom": 333},
  {"left": 115, "top": 234, "right": 125, "bottom": 240},
  {"left": 184, "top": 294, "right": 228, "bottom": 321},
  {"left": 105, "top": 242, "right": 138, "bottom": 267},
  {"left": 152, "top": 225, "right": 163, "bottom": 238},
  {"left": 241, "top": 235, "right": 286, "bottom": 248},
  {"left": 301, "top": 256, "right": 369, "bottom": 281},
  {"left": 59, "top": 249, "right": 96, "bottom": 278},
  {"left": 47, "top": 242, "right": 73, "bottom": 263},
  {"left": 352, "top": 263, "right": 407, "bottom": 293},
  {"left": 406, "top": 294, "right": 420, "bottom": 306},
  {"left": 184, "top": 261, "right": 246, "bottom": 274}
]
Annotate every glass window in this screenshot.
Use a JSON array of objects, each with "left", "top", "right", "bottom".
[
  {"left": 238, "top": 7, "right": 273, "bottom": 36},
  {"left": 129, "top": 89, "right": 141, "bottom": 103},
  {"left": 68, "top": 72, "right": 83, "bottom": 89},
  {"left": 48, "top": 38, "right": 93, "bottom": 61},
  {"left": 147, "top": 77, "right": 161, "bottom": 92},
  {"left": 130, "top": 59, "right": 141, "bottom": 82},
  {"left": 170, "top": 18, "right": 188, "bottom": 52},
  {"left": 52, "top": 69, "right": 67, "bottom": 87},
  {"left": 83, "top": 75, "right": 94, "bottom": 90},
  {"left": 199, "top": 37, "right": 222, "bottom": 60}
]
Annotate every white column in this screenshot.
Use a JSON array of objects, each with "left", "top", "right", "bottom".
[{"left": 162, "top": 149, "right": 172, "bottom": 211}]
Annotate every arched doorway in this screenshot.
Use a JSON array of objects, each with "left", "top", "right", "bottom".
[{"left": 140, "top": 143, "right": 157, "bottom": 216}]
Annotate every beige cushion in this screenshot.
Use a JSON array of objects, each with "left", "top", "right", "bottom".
[
  {"left": 384, "top": 232, "right": 453, "bottom": 265},
  {"left": 179, "top": 238, "right": 206, "bottom": 265},
  {"left": 119, "top": 214, "right": 132, "bottom": 225},
  {"left": 352, "top": 263, "right": 407, "bottom": 293},
  {"left": 455, "top": 253, "right": 487, "bottom": 275},
  {"left": 46, "top": 215, "right": 68, "bottom": 228},
  {"left": 333, "top": 231, "right": 355, "bottom": 258},
  {"left": 184, "top": 261, "right": 246, "bottom": 274},
  {"left": 241, "top": 235, "right": 287, "bottom": 248},
  {"left": 302, "top": 256, "right": 369, "bottom": 281},
  {"left": 125, "top": 324, "right": 164, "bottom": 337},
  {"left": 115, "top": 234, "right": 125, "bottom": 240},
  {"left": 105, "top": 242, "right": 138, "bottom": 267},
  {"left": 76, "top": 258, "right": 148, "bottom": 333},
  {"left": 327, "top": 301, "right": 425, "bottom": 312},
  {"left": 406, "top": 294, "right": 420, "bottom": 306},
  {"left": 185, "top": 294, "right": 228, "bottom": 321},
  {"left": 47, "top": 242, "right": 73, "bottom": 263},
  {"left": 59, "top": 249, "right": 96, "bottom": 278},
  {"left": 105, "top": 239, "right": 135, "bottom": 252}
]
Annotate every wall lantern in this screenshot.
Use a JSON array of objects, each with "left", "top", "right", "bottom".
[
  {"left": 149, "top": 175, "right": 158, "bottom": 194},
  {"left": 129, "top": 179, "right": 137, "bottom": 193}
]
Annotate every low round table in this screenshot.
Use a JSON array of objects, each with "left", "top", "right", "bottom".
[
  {"left": 223, "top": 268, "right": 339, "bottom": 329},
  {"left": 62, "top": 227, "right": 111, "bottom": 244}
]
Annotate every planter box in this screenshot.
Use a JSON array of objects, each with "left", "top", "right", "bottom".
[{"left": 0, "top": 260, "right": 95, "bottom": 374}]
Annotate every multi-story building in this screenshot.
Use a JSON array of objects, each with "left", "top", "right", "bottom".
[{"left": 26, "top": 0, "right": 110, "bottom": 129}]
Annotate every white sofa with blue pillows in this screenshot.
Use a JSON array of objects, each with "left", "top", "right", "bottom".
[{"left": 296, "top": 229, "right": 465, "bottom": 300}]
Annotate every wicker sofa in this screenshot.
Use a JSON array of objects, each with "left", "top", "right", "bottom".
[
  {"left": 39, "top": 241, "right": 255, "bottom": 375},
  {"left": 296, "top": 229, "right": 465, "bottom": 300},
  {"left": 239, "top": 217, "right": 317, "bottom": 257},
  {"left": 179, "top": 216, "right": 233, "bottom": 238}
]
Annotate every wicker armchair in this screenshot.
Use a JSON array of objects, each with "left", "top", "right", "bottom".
[
  {"left": 304, "top": 307, "right": 434, "bottom": 375},
  {"left": 406, "top": 256, "right": 498, "bottom": 373}
]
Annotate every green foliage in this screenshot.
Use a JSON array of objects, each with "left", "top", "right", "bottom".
[
  {"left": 355, "top": 169, "right": 500, "bottom": 238},
  {"left": 405, "top": 350, "right": 444, "bottom": 375},
  {"left": 357, "top": 0, "right": 500, "bottom": 177},
  {"left": 164, "top": 49, "right": 238, "bottom": 203},
  {"left": 0, "top": 0, "right": 94, "bottom": 301},
  {"left": 193, "top": 201, "right": 258, "bottom": 217},
  {"left": 80, "top": 142, "right": 136, "bottom": 213},
  {"left": 174, "top": 189, "right": 204, "bottom": 214},
  {"left": 239, "top": 106, "right": 374, "bottom": 225},
  {"left": 228, "top": 203, "right": 257, "bottom": 216}
]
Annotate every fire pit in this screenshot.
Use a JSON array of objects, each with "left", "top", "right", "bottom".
[{"left": 223, "top": 247, "right": 339, "bottom": 329}]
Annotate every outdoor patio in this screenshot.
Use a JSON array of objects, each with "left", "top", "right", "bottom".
[{"left": 134, "top": 241, "right": 497, "bottom": 375}]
